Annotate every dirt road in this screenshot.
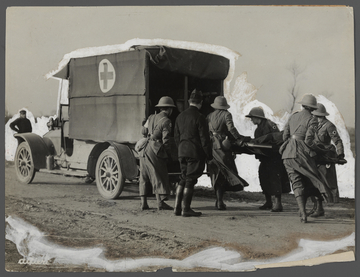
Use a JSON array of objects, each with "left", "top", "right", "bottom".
[{"left": 4, "top": 161, "right": 355, "bottom": 272}]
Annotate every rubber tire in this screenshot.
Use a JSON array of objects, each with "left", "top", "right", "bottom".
[
  {"left": 14, "top": 141, "right": 36, "bottom": 184},
  {"left": 95, "top": 147, "right": 125, "bottom": 199}
]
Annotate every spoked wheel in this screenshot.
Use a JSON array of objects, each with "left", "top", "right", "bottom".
[
  {"left": 95, "top": 147, "right": 125, "bottom": 199},
  {"left": 14, "top": 142, "right": 36, "bottom": 184}
]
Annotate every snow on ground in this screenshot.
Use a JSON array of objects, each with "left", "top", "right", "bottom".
[
  {"left": 4, "top": 39, "right": 356, "bottom": 272},
  {"left": 197, "top": 72, "right": 355, "bottom": 199},
  {"left": 5, "top": 109, "right": 56, "bottom": 161},
  {"left": 5, "top": 83, "right": 355, "bottom": 199},
  {"left": 5, "top": 92, "right": 355, "bottom": 200},
  {"left": 5, "top": 215, "right": 355, "bottom": 272},
  {"left": 5, "top": 39, "right": 354, "bottom": 199}
]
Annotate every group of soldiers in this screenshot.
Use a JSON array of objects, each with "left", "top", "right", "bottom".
[
  {"left": 280, "top": 94, "right": 345, "bottom": 223},
  {"left": 10, "top": 92, "right": 345, "bottom": 223},
  {"left": 137, "top": 90, "right": 345, "bottom": 222}
]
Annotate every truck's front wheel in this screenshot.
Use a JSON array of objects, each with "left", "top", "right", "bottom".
[
  {"left": 95, "top": 147, "right": 125, "bottom": 199},
  {"left": 15, "top": 142, "right": 36, "bottom": 184}
]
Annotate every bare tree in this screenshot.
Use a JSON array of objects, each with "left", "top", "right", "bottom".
[{"left": 286, "top": 62, "right": 306, "bottom": 113}]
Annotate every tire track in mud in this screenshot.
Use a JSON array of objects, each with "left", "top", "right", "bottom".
[
  {"left": 5, "top": 169, "right": 356, "bottom": 272},
  {"left": 5, "top": 195, "right": 205, "bottom": 261}
]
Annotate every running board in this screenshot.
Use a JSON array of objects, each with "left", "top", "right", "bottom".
[
  {"left": 168, "top": 172, "right": 210, "bottom": 175},
  {"left": 39, "top": 168, "right": 88, "bottom": 177}
]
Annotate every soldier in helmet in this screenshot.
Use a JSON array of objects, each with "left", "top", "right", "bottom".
[
  {"left": 10, "top": 110, "right": 32, "bottom": 134},
  {"left": 207, "top": 96, "right": 251, "bottom": 210},
  {"left": 308, "top": 103, "right": 345, "bottom": 217},
  {"left": 139, "top": 96, "right": 176, "bottom": 211},
  {"left": 246, "top": 107, "right": 291, "bottom": 212},
  {"left": 174, "top": 89, "right": 213, "bottom": 217},
  {"left": 280, "top": 94, "right": 333, "bottom": 223}
]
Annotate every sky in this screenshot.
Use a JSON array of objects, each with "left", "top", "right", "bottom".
[
  {"left": 5, "top": 6, "right": 355, "bottom": 127},
  {"left": 3, "top": 4, "right": 358, "bottom": 273}
]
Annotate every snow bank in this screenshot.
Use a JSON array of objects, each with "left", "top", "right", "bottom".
[
  {"left": 6, "top": 39, "right": 354, "bottom": 199},
  {"left": 5, "top": 215, "right": 355, "bottom": 272},
  {"left": 315, "top": 95, "right": 355, "bottom": 198},
  {"left": 5, "top": 95, "right": 354, "bottom": 200},
  {"left": 198, "top": 72, "right": 355, "bottom": 199},
  {"left": 5, "top": 109, "right": 56, "bottom": 161}
]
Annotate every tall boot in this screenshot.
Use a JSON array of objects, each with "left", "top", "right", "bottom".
[
  {"left": 140, "top": 196, "right": 149, "bottom": 210},
  {"left": 294, "top": 188, "right": 307, "bottom": 223},
  {"left": 307, "top": 196, "right": 317, "bottom": 216},
  {"left": 271, "top": 194, "right": 283, "bottom": 212},
  {"left": 182, "top": 188, "right": 202, "bottom": 217},
  {"left": 174, "top": 183, "right": 184, "bottom": 216},
  {"left": 310, "top": 197, "right": 325, "bottom": 217},
  {"left": 215, "top": 187, "right": 226, "bottom": 210},
  {"left": 259, "top": 193, "right": 272, "bottom": 210},
  {"left": 157, "top": 194, "right": 173, "bottom": 210}
]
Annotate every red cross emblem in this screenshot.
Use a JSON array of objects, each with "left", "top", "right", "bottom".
[{"left": 98, "top": 59, "right": 116, "bottom": 93}]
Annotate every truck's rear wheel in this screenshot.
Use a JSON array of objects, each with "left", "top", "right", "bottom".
[
  {"left": 15, "top": 142, "right": 36, "bottom": 184},
  {"left": 95, "top": 147, "right": 125, "bottom": 199}
]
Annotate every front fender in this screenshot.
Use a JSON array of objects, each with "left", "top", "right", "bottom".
[
  {"left": 109, "top": 142, "right": 138, "bottom": 180},
  {"left": 87, "top": 142, "right": 111, "bottom": 178},
  {"left": 87, "top": 142, "right": 138, "bottom": 180},
  {"left": 14, "top": 133, "right": 52, "bottom": 170}
]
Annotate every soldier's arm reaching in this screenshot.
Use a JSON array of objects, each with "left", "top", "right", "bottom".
[{"left": 225, "top": 112, "right": 251, "bottom": 146}]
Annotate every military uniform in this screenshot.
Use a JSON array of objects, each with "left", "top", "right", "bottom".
[
  {"left": 174, "top": 106, "right": 212, "bottom": 188},
  {"left": 139, "top": 111, "right": 172, "bottom": 198},
  {"left": 173, "top": 90, "right": 212, "bottom": 217},
  {"left": 254, "top": 119, "right": 290, "bottom": 196},
  {"left": 207, "top": 109, "right": 249, "bottom": 192},
  {"left": 314, "top": 118, "right": 344, "bottom": 203},
  {"left": 281, "top": 109, "right": 333, "bottom": 202}
]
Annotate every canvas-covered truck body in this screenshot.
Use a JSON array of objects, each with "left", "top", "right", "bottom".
[{"left": 14, "top": 45, "right": 230, "bottom": 199}]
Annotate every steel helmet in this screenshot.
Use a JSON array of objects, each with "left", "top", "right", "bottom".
[
  {"left": 312, "top": 103, "right": 329, "bottom": 116},
  {"left": 155, "top": 96, "right": 176, "bottom": 108},
  {"left": 211, "top": 96, "right": 230, "bottom": 110},
  {"left": 297, "top": 94, "right": 317, "bottom": 109},
  {"left": 245, "top": 107, "right": 266, "bottom": 119}
]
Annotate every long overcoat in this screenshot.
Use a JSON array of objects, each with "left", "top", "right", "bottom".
[
  {"left": 254, "top": 119, "right": 290, "bottom": 195},
  {"left": 280, "top": 109, "right": 333, "bottom": 202},
  {"left": 139, "top": 111, "right": 172, "bottom": 196},
  {"left": 314, "top": 118, "right": 344, "bottom": 202},
  {"left": 207, "top": 109, "right": 249, "bottom": 191}
]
